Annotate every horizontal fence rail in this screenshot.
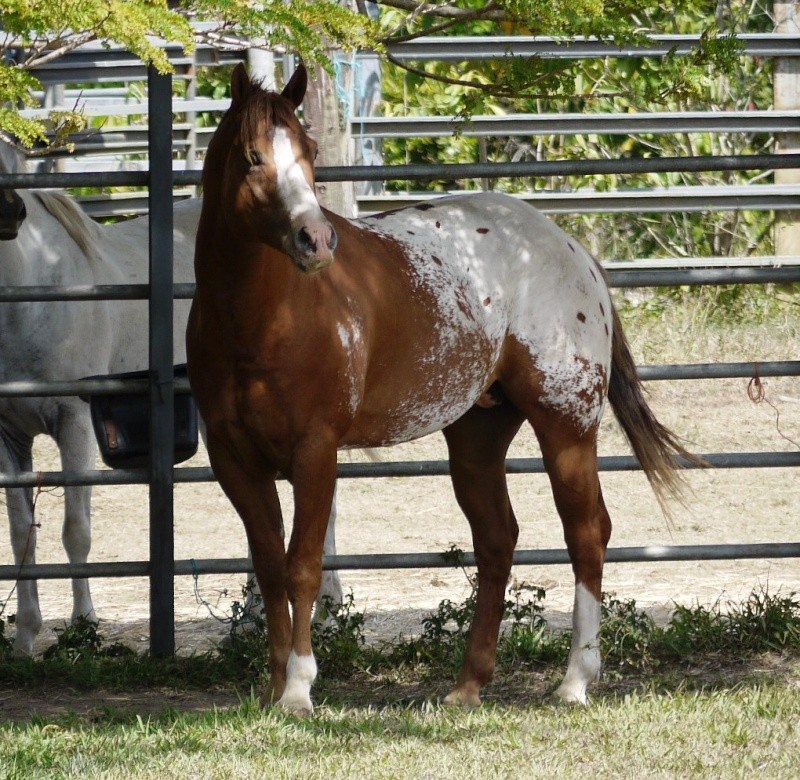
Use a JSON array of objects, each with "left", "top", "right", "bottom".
[
  {"left": 353, "top": 110, "right": 800, "bottom": 138},
  {"left": 2, "top": 359, "right": 799, "bottom": 401},
  {"left": 2, "top": 451, "right": 800, "bottom": 492},
  {"left": 21, "top": 109, "right": 799, "bottom": 168},
  {"left": 2, "top": 153, "right": 800, "bottom": 219},
  {"left": 4, "top": 153, "right": 800, "bottom": 190},
  {"left": 387, "top": 33, "right": 800, "bottom": 60},
  {"left": 4, "top": 542, "right": 800, "bottom": 583}
]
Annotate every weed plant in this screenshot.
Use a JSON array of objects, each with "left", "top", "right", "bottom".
[{"left": 0, "top": 583, "right": 798, "bottom": 696}]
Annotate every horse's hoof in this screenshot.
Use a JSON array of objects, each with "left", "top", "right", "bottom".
[
  {"left": 442, "top": 687, "right": 481, "bottom": 708},
  {"left": 275, "top": 692, "right": 314, "bottom": 716},
  {"left": 11, "top": 646, "right": 34, "bottom": 660},
  {"left": 551, "top": 684, "right": 589, "bottom": 706},
  {"left": 273, "top": 686, "right": 314, "bottom": 716}
]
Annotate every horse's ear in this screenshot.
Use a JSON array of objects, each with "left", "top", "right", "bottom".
[
  {"left": 281, "top": 62, "right": 308, "bottom": 109},
  {"left": 230, "top": 63, "right": 252, "bottom": 106}
]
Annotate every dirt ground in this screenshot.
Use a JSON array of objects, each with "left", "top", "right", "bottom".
[
  {"left": 6, "top": 375, "right": 800, "bottom": 654},
  {"left": 1, "top": 318, "right": 799, "bottom": 719}
]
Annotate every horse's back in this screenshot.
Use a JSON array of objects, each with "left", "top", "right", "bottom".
[
  {"left": 357, "top": 192, "right": 612, "bottom": 358},
  {"left": 104, "top": 197, "right": 200, "bottom": 284}
]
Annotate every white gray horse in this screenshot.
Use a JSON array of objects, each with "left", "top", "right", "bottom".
[{"left": 0, "top": 142, "right": 341, "bottom": 656}]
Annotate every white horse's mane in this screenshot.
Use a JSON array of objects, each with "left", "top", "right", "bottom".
[
  {"left": 33, "top": 190, "right": 103, "bottom": 262},
  {"left": 0, "top": 138, "right": 102, "bottom": 262}
]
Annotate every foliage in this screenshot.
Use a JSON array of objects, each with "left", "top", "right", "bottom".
[
  {"left": 0, "top": 0, "right": 378, "bottom": 148},
  {"left": 378, "top": 0, "right": 747, "bottom": 113},
  {"left": 0, "top": 615, "right": 12, "bottom": 661},
  {"left": 0, "top": 0, "right": 753, "bottom": 151},
  {"left": 312, "top": 593, "right": 368, "bottom": 678},
  {"left": 0, "top": 584, "right": 799, "bottom": 706},
  {"left": 662, "top": 588, "right": 800, "bottom": 659},
  {"left": 42, "top": 617, "right": 134, "bottom": 663},
  {"left": 379, "top": 1, "right": 778, "bottom": 269}
]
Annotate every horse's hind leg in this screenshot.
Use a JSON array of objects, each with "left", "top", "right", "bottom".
[
  {"left": 0, "top": 425, "right": 41, "bottom": 657},
  {"left": 441, "top": 403, "right": 524, "bottom": 707},
  {"left": 531, "top": 412, "right": 611, "bottom": 704}
]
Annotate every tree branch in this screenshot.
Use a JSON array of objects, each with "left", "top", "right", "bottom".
[
  {"left": 382, "top": 15, "right": 465, "bottom": 45},
  {"left": 19, "top": 31, "right": 99, "bottom": 69},
  {"left": 384, "top": 52, "right": 575, "bottom": 100},
  {"left": 375, "top": 0, "right": 506, "bottom": 21}
]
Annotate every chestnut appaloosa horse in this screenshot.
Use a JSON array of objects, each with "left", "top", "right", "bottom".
[{"left": 187, "top": 62, "right": 697, "bottom": 713}]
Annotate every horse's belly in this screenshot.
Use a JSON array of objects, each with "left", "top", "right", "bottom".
[{"left": 343, "top": 340, "right": 500, "bottom": 448}]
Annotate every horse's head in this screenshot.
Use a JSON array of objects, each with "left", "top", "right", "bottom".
[
  {"left": 0, "top": 188, "right": 26, "bottom": 240},
  {"left": 0, "top": 137, "right": 28, "bottom": 240},
  {"left": 206, "top": 62, "right": 338, "bottom": 273}
]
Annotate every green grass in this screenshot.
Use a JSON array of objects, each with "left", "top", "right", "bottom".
[{"left": 1, "top": 684, "right": 799, "bottom": 779}]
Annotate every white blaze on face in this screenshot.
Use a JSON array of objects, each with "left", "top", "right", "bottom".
[{"left": 271, "top": 127, "right": 324, "bottom": 225}]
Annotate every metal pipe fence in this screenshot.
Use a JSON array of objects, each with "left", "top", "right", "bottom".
[{"left": 0, "top": 34, "right": 799, "bottom": 654}]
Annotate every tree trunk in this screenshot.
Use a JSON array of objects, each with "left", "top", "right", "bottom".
[
  {"left": 774, "top": 1, "right": 800, "bottom": 256},
  {"left": 304, "top": 62, "right": 355, "bottom": 216}
]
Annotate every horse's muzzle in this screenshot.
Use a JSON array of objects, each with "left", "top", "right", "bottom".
[
  {"left": 0, "top": 190, "right": 26, "bottom": 241},
  {"left": 293, "top": 221, "right": 338, "bottom": 273}
]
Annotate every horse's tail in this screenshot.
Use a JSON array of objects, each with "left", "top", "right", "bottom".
[{"left": 607, "top": 304, "right": 706, "bottom": 514}]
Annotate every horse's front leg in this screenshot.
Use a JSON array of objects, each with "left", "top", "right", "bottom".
[
  {"left": 0, "top": 424, "right": 40, "bottom": 657},
  {"left": 279, "top": 438, "right": 339, "bottom": 715},
  {"left": 205, "top": 434, "right": 293, "bottom": 702}
]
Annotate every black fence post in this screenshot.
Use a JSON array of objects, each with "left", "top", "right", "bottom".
[{"left": 147, "top": 65, "right": 175, "bottom": 657}]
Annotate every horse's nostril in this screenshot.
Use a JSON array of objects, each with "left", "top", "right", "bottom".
[{"left": 297, "top": 227, "right": 316, "bottom": 253}]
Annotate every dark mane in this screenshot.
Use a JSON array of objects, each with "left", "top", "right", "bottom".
[{"left": 239, "top": 87, "right": 301, "bottom": 148}]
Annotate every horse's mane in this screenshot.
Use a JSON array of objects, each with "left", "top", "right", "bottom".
[
  {"left": 33, "top": 191, "right": 103, "bottom": 262},
  {"left": 240, "top": 87, "right": 300, "bottom": 147}
]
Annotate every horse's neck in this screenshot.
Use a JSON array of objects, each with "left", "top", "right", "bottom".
[
  {"left": 0, "top": 192, "right": 100, "bottom": 286},
  {"left": 195, "top": 208, "right": 296, "bottom": 299}
]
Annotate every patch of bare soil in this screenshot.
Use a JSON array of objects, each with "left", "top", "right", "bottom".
[
  {"left": 0, "top": 686, "right": 243, "bottom": 723},
  {"left": 2, "top": 325, "right": 799, "bottom": 721}
]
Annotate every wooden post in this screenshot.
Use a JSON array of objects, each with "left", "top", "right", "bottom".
[{"left": 774, "top": 1, "right": 800, "bottom": 256}]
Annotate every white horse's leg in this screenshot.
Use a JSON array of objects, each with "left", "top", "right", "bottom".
[
  {"left": 0, "top": 425, "right": 42, "bottom": 657},
  {"left": 55, "top": 406, "right": 96, "bottom": 625}
]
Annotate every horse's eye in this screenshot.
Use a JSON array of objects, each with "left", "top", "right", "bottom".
[{"left": 247, "top": 150, "right": 263, "bottom": 167}]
